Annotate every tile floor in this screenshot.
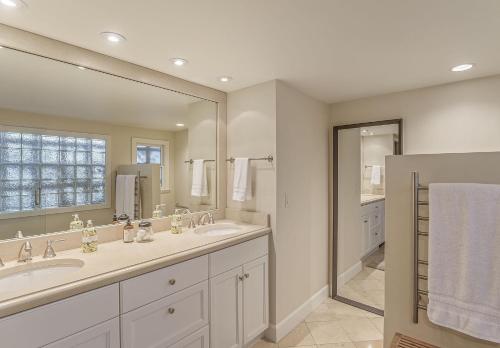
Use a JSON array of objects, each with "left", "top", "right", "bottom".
[
  {"left": 251, "top": 299, "right": 384, "bottom": 348},
  {"left": 338, "top": 267, "right": 385, "bottom": 310}
]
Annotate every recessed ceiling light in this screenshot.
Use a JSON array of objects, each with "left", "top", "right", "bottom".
[
  {"left": 101, "top": 32, "right": 126, "bottom": 44},
  {"left": 219, "top": 76, "right": 232, "bottom": 82},
  {"left": 176, "top": 123, "right": 185, "bottom": 127},
  {"left": 451, "top": 63, "right": 474, "bottom": 72},
  {"left": 170, "top": 58, "right": 188, "bottom": 67},
  {"left": 361, "top": 129, "right": 368, "bottom": 133},
  {"left": 369, "top": 131, "right": 374, "bottom": 136},
  {"left": 77, "top": 66, "right": 86, "bottom": 70},
  {"left": 1, "top": 0, "right": 25, "bottom": 8}
]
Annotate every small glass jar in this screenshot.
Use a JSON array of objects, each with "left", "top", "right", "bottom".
[
  {"left": 136, "top": 220, "right": 154, "bottom": 242},
  {"left": 117, "top": 213, "right": 129, "bottom": 224}
]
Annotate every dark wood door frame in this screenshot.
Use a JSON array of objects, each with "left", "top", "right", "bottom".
[{"left": 332, "top": 118, "right": 403, "bottom": 317}]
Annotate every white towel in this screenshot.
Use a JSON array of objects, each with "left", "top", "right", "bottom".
[
  {"left": 232, "top": 158, "right": 252, "bottom": 202},
  {"left": 191, "top": 159, "right": 208, "bottom": 197},
  {"left": 116, "top": 174, "right": 136, "bottom": 219},
  {"left": 370, "top": 165, "right": 381, "bottom": 185},
  {"left": 428, "top": 183, "right": 500, "bottom": 343}
]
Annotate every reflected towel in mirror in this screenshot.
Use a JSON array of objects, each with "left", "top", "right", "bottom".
[
  {"left": 116, "top": 175, "right": 137, "bottom": 218},
  {"left": 191, "top": 159, "right": 208, "bottom": 197}
]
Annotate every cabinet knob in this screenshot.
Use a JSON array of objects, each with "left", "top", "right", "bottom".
[
  {"left": 244, "top": 273, "right": 250, "bottom": 279},
  {"left": 169, "top": 279, "right": 176, "bottom": 285},
  {"left": 168, "top": 307, "right": 175, "bottom": 314},
  {"left": 364, "top": 220, "right": 368, "bottom": 223},
  {"left": 239, "top": 275, "right": 244, "bottom": 281}
]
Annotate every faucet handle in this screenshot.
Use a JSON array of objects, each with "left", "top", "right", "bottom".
[
  {"left": 43, "top": 239, "right": 65, "bottom": 259},
  {"left": 208, "top": 212, "right": 215, "bottom": 224}
]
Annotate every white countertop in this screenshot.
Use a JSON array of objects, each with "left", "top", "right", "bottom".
[
  {"left": 361, "top": 194, "right": 385, "bottom": 205},
  {"left": 0, "top": 220, "right": 270, "bottom": 318}
]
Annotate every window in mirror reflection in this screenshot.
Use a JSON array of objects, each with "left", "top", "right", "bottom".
[
  {"left": 132, "top": 138, "right": 169, "bottom": 191},
  {"left": 0, "top": 128, "right": 108, "bottom": 215}
]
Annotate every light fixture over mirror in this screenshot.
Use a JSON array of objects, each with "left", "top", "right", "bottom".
[{"left": 0, "top": 46, "right": 218, "bottom": 241}]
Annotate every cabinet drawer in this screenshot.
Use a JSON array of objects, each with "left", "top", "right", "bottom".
[
  {"left": 168, "top": 326, "right": 209, "bottom": 348},
  {"left": 43, "top": 318, "right": 120, "bottom": 348},
  {"left": 120, "top": 255, "right": 208, "bottom": 312},
  {"left": 0, "top": 284, "right": 119, "bottom": 348},
  {"left": 121, "top": 281, "right": 209, "bottom": 348},
  {"left": 209, "top": 236, "right": 268, "bottom": 277}
]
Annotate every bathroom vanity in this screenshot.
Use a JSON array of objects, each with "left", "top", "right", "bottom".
[
  {"left": 361, "top": 198, "right": 385, "bottom": 257},
  {"left": 0, "top": 221, "right": 270, "bottom": 348}
]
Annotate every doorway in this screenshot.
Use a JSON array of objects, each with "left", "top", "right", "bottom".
[{"left": 332, "top": 119, "right": 402, "bottom": 316}]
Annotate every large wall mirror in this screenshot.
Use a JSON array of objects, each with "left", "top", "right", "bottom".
[
  {"left": 333, "top": 119, "right": 402, "bottom": 315},
  {"left": 0, "top": 46, "right": 218, "bottom": 240}
]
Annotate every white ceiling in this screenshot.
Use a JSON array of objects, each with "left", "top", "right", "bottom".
[
  {"left": 0, "top": 46, "right": 204, "bottom": 131},
  {"left": 1, "top": 0, "right": 500, "bottom": 103}
]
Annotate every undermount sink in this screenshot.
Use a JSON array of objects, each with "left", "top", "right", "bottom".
[
  {"left": 194, "top": 223, "right": 242, "bottom": 236},
  {"left": 0, "top": 258, "right": 84, "bottom": 292}
]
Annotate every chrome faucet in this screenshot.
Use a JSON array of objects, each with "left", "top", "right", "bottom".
[
  {"left": 176, "top": 208, "right": 196, "bottom": 229},
  {"left": 198, "top": 212, "right": 215, "bottom": 226},
  {"left": 43, "top": 239, "right": 65, "bottom": 259},
  {"left": 18, "top": 241, "right": 33, "bottom": 263}
]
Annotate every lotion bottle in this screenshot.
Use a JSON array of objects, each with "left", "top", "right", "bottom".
[
  {"left": 70, "top": 214, "right": 84, "bottom": 231},
  {"left": 82, "top": 220, "right": 98, "bottom": 253}
]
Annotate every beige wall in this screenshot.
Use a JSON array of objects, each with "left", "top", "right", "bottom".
[
  {"left": 227, "top": 80, "right": 278, "bottom": 323},
  {"left": 227, "top": 80, "right": 330, "bottom": 332},
  {"left": 331, "top": 75, "right": 500, "bottom": 154},
  {"left": 386, "top": 152, "right": 500, "bottom": 348},
  {"left": 275, "top": 81, "right": 330, "bottom": 323},
  {"left": 173, "top": 129, "right": 190, "bottom": 209},
  {"left": 337, "top": 128, "right": 362, "bottom": 275},
  {"left": 0, "top": 108, "right": 174, "bottom": 239}
]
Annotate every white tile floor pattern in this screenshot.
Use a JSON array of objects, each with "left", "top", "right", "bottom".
[
  {"left": 251, "top": 299, "right": 384, "bottom": 348},
  {"left": 338, "top": 267, "right": 385, "bottom": 310}
]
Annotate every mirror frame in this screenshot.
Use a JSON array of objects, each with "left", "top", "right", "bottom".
[
  {"left": 332, "top": 118, "right": 403, "bottom": 317},
  {"left": 0, "top": 23, "right": 227, "bottom": 223}
]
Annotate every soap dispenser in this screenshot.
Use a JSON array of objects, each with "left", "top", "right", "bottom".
[
  {"left": 170, "top": 209, "right": 183, "bottom": 234},
  {"left": 123, "top": 219, "right": 135, "bottom": 243},
  {"left": 152, "top": 204, "right": 165, "bottom": 219},
  {"left": 70, "top": 214, "right": 84, "bottom": 231},
  {"left": 82, "top": 220, "right": 98, "bottom": 253}
]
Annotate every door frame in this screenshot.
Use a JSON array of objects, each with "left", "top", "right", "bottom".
[{"left": 332, "top": 118, "right": 403, "bottom": 316}]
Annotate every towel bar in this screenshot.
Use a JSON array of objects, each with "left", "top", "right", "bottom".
[
  {"left": 226, "top": 155, "right": 274, "bottom": 163},
  {"left": 412, "top": 171, "right": 431, "bottom": 323}
]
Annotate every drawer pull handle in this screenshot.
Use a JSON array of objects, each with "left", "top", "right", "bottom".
[
  {"left": 169, "top": 279, "right": 176, "bottom": 285},
  {"left": 244, "top": 273, "right": 250, "bottom": 279},
  {"left": 239, "top": 275, "right": 244, "bottom": 281},
  {"left": 168, "top": 307, "right": 175, "bottom": 314}
]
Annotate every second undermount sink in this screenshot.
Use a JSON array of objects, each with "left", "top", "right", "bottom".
[
  {"left": 194, "top": 223, "right": 242, "bottom": 236},
  {"left": 0, "top": 258, "right": 84, "bottom": 292}
]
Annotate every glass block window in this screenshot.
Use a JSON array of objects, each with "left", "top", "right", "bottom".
[{"left": 0, "top": 129, "right": 107, "bottom": 214}]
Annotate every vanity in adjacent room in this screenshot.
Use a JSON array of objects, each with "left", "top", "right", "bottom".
[{"left": 0, "top": 26, "right": 270, "bottom": 348}]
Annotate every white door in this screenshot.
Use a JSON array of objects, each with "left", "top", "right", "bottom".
[
  {"left": 210, "top": 266, "right": 243, "bottom": 348},
  {"left": 43, "top": 318, "right": 119, "bottom": 348},
  {"left": 168, "top": 326, "right": 209, "bottom": 348},
  {"left": 242, "top": 256, "right": 269, "bottom": 344}
]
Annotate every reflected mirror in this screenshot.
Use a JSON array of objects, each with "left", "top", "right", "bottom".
[
  {"left": 334, "top": 120, "right": 401, "bottom": 314},
  {"left": 0, "top": 47, "right": 217, "bottom": 240}
]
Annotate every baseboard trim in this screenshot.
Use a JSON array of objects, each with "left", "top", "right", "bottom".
[
  {"left": 265, "top": 285, "right": 329, "bottom": 342},
  {"left": 337, "top": 261, "right": 362, "bottom": 288}
]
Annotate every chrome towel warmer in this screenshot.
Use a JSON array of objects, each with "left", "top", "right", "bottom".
[{"left": 412, "top": 171, "right": 430, "bottom": 323}]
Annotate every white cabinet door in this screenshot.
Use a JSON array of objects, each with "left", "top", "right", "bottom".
[
  {"left": 169, "top": 326, "right": 209, "bottom": 348},
  {"left": 43, "top": 318, "right": 120, "bottom": 348},
  {"left": 121, "top": 281, "right": 209, "bottom": 348},
  {"left": 242, "top": 256, "right": 268, "bottom": 344},
  {"left": 210, "top": 267, "right": 243, "bottom": 348}
]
